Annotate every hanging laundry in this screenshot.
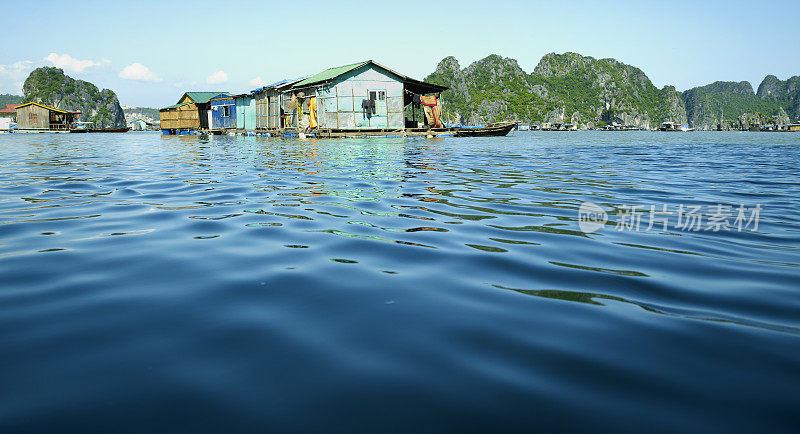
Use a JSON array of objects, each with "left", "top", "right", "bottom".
[
  {"left": 309, "top": 97, "right": 317, "bottom": 129},
  {"left": 420, "top": 95, "right": 443, "bottom": 128}
]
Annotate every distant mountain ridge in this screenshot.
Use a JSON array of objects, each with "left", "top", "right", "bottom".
[
  {"left": 425, "top": 53, "right": 799, "bottom": 130},
  {"left": 0, "top": 94, "right": 24, "bottom": 107},
  {"left": 22, "top": 67, "right": 125, "bottom": 129}
]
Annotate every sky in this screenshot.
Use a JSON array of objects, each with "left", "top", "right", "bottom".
[{"left": 2, "top": 0, "right": 798, "bottom": 108}]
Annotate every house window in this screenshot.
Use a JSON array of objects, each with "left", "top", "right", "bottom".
[
  {"left": 222, "top": 106, "right": 230, "bottom": 117},
  {"left": 369, "top": 90, "right": 386, "bottom": 101},
  {"left": 28, "top": 112, "right": 38, "bottom": 123}
]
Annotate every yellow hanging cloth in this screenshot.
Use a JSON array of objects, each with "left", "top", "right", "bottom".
[{"left": 309, "top": 97, "right": 318, "bottom": 129}]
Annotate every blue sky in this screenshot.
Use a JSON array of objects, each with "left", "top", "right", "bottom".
[{"left": 2, "top": 0, "right": 798, "bottom": 107}]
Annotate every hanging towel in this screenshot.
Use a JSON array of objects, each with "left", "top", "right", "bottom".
[
  {"left": 419, "top": 95, "right": 438, "bottom": 107},
  {"left": 309, "top": 97, "right": 317, "bottom": 129},
  {"left": 420, "top": 95, "right": 443, "bottom": 128}
]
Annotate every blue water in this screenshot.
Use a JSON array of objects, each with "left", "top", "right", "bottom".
[{"left": 1, "top": 131, "right": 799, "bottom": 433}]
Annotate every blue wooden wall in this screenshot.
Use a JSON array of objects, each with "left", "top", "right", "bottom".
[{"left": 211, "top": 98, "right": 236, "bottom": 129}]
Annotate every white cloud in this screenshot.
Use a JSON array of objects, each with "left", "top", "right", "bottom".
[
  {"left": 119, "top": 63, "right": 162, "bottom": 82},
  {"left": 249, "top": 76, "right": 266, "bottom": 87},
  {"left": 173, "top": 82, "right": 184, "bottom": 88},
  {"left": 0, "top": 60, "right": 35, "bottom": 94},
  {"left": 206, "top": 70, "right": 228, "bottom": 84},
  {"left": 45, "top": 53, "right": 105, "bottom": 73}
]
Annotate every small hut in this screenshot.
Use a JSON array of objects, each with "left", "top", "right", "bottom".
[
  {"left": 14, "top": 102, "right": 81, "bottom": 131},
  {"left": 0, "top": 103, "right": 19, "bottom": 130},
  {"left": 160, "top": 92, "right": 229, "bottom": 134},
  {"left": 129, "top": 119, "right": 148, "bottom": 131}
]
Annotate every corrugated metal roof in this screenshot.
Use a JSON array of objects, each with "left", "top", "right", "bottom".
[
  {"left": 292, "top": 62, "right": 370, "bottom": 88},
  {"left": 0, "top": 103, "right": 20, "bottom": 113},
  {"left": 251, "top": 77, "right": 307, "bottom": 94},
  {"left": 290, "top": 60, "right": 448, "bottom": 94},
  {"left": 184, "top": 92, "right": 230, "bottom": 104},
  {"left": 13, "top": 102, "right": 72, "bottom": 114}
]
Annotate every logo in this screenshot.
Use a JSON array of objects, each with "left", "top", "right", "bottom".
[{"left": 578, "top": 201, "right": 608, "bottom": 233}]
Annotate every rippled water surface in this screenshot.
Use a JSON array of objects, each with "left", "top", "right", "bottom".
[{"left": 1, "top": 131, "right": 799, "bottom": 432}]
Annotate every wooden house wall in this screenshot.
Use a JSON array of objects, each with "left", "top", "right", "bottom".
[
  {"left": 16, "top": 104, "right": 50, "bottom": 130},
  {"left": 160, "top": 103, "right": 200, "bottom": 130},
  {"left": 211, "top": 99, "right": 236, "bottom": 129},
  {"left": 255, "top": 92, "right": 269, "bottom": 129},
  {"left": 267, "top": 89, "right": 281, "bottom": 129},
  {"left": 315, "top": 65, "right": 404, "bottom": 130}
]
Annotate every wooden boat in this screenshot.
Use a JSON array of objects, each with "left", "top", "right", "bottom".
[
  {"left": 454, "top": 121, "right": 517, "bottom": 137},
  {"left": 88, "top": 127, "right": 130, "bottom": 133},
  {"left": 70, "top": 121, "right": 93, "bottom": 133}
]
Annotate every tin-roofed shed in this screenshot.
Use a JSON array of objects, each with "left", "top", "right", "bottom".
[
  {"left": 15, "top": 102, "right": 81, "bottom": 131},
  {"left": 160, "top": 92, "right": 229, "bottom": 134}
]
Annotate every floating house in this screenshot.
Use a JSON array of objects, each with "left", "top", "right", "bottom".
[
  {"left": 160, "top": 92, "right": 229, "bottom": 134},
  {"left": 129, "top": 119, "right": 148, "bottom": 131},
  {"left": 0, "top": 103, "right": 19, "bottom": 130},
  {"left": 250, "top": 78, "right": 305, "bottom": 131},
  {"left": 14, "top": 102, "right": 81, "bottom": 131},
  {"left": 285, "top": 60, "right": 447, "bottom": 133}
]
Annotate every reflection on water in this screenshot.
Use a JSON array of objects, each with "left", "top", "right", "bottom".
[{"left": 1, "top": 132, "right": 799, "bottom": 433}]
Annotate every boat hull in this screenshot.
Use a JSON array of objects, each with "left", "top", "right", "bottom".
[
  {"left": 454, "top": 122, "right": 517, "bottom": 137},
  {"left": 87, "top": 128, "right": 131, "bottom": 133}
]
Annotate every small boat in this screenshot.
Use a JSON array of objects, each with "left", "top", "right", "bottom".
[
  {"left": 70, "top": 121, "right": 94, "bottom": 133},
  {"left": 88, "top": 127, "right": 131, "bottom": 133},
  {"left": 454, "top": 121, "right": 517, "bottom": 137}
]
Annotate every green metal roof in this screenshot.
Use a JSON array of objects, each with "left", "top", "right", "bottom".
[
  {"left": 290, "top": 60, "right": 448, "bottom": 94},
  {"left": 292, "top": 61, "right": 370, "bottom": 88},
  {"left": 184, "top": 92, "right": 230, "bottom": 104}
]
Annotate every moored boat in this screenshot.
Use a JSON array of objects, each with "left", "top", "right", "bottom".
[
  {"left": 454, "top": 121, "right": 517, "bottom": 137},
  {"left": 88, "top": 127, "right": 131, "bottom": 133},
  {"left": 70, "top": 121, "right": 94, "bottom": 133}
]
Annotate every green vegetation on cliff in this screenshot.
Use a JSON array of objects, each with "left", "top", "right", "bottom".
[
  {"left": 681, "top": 81, "right": 786, "bottom": 129},
  {"left": 426, "top": 53, "right": 800, "bottom": 129}
]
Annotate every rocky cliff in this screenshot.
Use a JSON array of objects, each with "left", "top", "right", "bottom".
[
  {"left": 22, "top": 67, "right": 125, "bottom": 129},
  {"left": 756, "top": 75, "right": 800, "bottom": 121},
  {"left": 426, "top": 53, "right": 687, "bottom": 129},
  {"left": 680, "top": 81, "right": 787, "bottom": 130},
  {"left": 426, "top": 53, "right": 797, "bottom": 129}
]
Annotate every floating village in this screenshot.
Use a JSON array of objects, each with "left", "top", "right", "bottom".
[
  {"left": 158, "top": 60, "right": 516, "bottom": 138},
  {"left": 1, "top": 59, "right": 799, "bottom": 136}
]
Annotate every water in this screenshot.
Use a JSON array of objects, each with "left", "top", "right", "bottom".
[{"left": 1, "top": 131, "right": 798, "bottom": 433}]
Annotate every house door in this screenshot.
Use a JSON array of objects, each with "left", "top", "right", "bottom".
[{"left": 368, "top": 90, "right": 387, "bottom": 128}]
